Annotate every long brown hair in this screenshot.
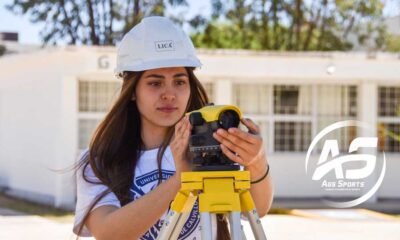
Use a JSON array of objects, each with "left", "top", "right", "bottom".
[{"left": 75, "top": 67, "right": 230, "bottom": 239}]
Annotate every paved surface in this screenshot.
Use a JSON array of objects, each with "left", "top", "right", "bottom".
[
  {"left": 0, "top": 208, "right": 74, "bottom": 240},
  {"left": 244, "top": 209, "right": 400, "bottom": 240},
  {"left": 1, "top": 207, "right": 399, "bottom": 240}
]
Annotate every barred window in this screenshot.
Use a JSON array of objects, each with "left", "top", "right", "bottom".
[
  {"left": 274, "top": 122, "right": 312, "bottom": 151},
  {"left": 78, "top": 80, "right": 121, "bottom": 150},
  {"left": 273, "top": 85, "right": 312, "bottom": 151},
  {"left": 379, "top": 87, "right": 400, "bottom": 116},
  {"left": 233, "top": 84, "right": 271, "bottom": 151},
  {"left": 274, "top": 85, "right": 312, "bottom": 115},
  {"left": 316, "top": 85, "right": 358, "bottom": 151},
  {"left": 79, "top": 81, "right": 121, "bottom": 112},
  {"left": 232, "top": 84, "right": 360, "bottom": 152},
  {"left": 233, "top": 84, "right": 313, "bottom": 152},
  {"left": 317, "top": 85, "right": 357, "bottom": 117},
  {"left": 78, "top": 119, "right": 101, "bottom": 150},
  {"left": 202, "top": 82, "right": 214, "bottom": 103},
  {"left": 378, "top": 123, "right": 400, "bottom": 152},
  {"left": 233, "top": 84, "right": 271, "bottom": 114},
  {"left": 378, "top": 86, "right": 400, "bottom": 152}
]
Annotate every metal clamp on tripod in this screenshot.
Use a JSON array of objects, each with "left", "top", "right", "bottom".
[{"left": 157, "top": 104, "right": 268, "bottom": 240}]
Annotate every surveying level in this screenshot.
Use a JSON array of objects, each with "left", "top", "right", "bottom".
[
  {"left": 158, "top": 105, "right": 267, "bottom": 240},
  {"left": 187, "top": 104, "right": 242, "bottom": 171}
]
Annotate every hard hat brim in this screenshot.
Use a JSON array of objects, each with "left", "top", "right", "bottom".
[{"left": 115, "top": 58, "right": 202, "bottom": 74}]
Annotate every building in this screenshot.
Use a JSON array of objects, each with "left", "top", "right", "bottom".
[
  {"left": 0, "top": 32, "right": 43, "bottom": 56},
  {"left": 0, "top": 32, "right": 19, "bottom": 42},
  {"left": 0, "top": 46, "right": 399, "bottom": 210}
]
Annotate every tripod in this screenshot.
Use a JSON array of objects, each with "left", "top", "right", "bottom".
[{"left": 157, "top": 170, "right": 267, "bottom": 240}]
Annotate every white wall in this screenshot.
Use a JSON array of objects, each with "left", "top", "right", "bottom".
[
  {"left": 0, "top": 50, "right": 65, "bottom": 205},
  {"left": 378, "top": 153, "right": 400, "bottom": 198},
  {"left": 0, "top": 47, "right": 117, "bottom": 209},
  {"left": 268, "top": 153, "right": 400, "bottom": 199}
]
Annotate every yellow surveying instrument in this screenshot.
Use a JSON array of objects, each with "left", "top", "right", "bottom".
[{"left": 157, "top": 104, "right": 267, "bottom": 240}]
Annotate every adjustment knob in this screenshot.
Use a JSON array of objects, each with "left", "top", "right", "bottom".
[
  {"left": 219, "top": 110, "right": 240, "bottom": 129},
  {"left": 189, "top": 112, "right": 204, "bottom": 126}
]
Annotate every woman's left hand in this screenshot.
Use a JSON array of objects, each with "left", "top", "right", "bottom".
[{"left": 213, "top": 118, "right": 267, "bottom": 170}]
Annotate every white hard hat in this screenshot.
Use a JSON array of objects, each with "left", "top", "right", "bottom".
[{"left": 115, "top": 16, "right": 202, "bottom": 74}]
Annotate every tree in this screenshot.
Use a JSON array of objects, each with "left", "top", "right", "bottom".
[
  {"left": 192, "top": 0, "right": 386, "bottom": 51},
  {"left": 7, "top": 0, "right": 390, "bottom": 50},
  {"left": 0, "top": 45, "right": 6, "bottom": 56},
  {"left": 6, "top": 0, "right": 188, "bottom": 46},
  {"left": 385, "top": 34, "right": 400, "bottom": 52}
]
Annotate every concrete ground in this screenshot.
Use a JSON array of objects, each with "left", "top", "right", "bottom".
[
  {"left": 0, "top": 207, "right": 74, "bottom": 240},
  {"left": 243, "top": 209, "right": 400, "bottom": 240},
  {"left": 1, "top": 207, "right": 399, "bottom": 240}
]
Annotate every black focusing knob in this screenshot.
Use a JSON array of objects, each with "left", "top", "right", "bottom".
[
  {"left": 219, "top": 110, "right": 240, "bottom": 129},
  {"left": 189, "top": 112, "right": 204, "bottom": 126}
]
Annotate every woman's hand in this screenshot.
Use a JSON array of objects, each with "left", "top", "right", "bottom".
[
  {"left": 170, "top": 115, "right": 192, "bottom": 175},
  {"left": 213, "top": 118, "right": 268, "bottom": 179}
]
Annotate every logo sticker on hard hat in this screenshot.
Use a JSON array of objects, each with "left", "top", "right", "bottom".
[{"left": 155, "top": 40, "right": 175, "bottom": 52}]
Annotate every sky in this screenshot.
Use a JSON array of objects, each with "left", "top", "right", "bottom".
[{"left": 0, "top": 0, "right": 399, "bottom": 45}]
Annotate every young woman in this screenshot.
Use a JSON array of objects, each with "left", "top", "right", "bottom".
[{"left": 73, "top": 16, "right": 273, "bottom": 240}]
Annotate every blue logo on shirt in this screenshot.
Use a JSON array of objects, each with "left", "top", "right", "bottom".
[{"left": 131, "top": 170, "right": 200, "bottom": 240}]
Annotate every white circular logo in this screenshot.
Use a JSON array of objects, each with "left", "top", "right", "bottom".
[{"left": 305, "top": 120, "right": 386, "bottom": 208}]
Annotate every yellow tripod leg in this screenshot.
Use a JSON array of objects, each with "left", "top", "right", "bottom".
[
  {"left": 157, "top": 189, "right": 197, "bottom": 240},
  {"left": 240, "top": 190, "right": 267, "bottom": 240}
]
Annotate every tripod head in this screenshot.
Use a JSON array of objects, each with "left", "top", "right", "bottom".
[{"left": 187, "top": 104, "right": 242, "bottom": 171}]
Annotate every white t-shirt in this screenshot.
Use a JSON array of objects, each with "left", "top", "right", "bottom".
[{"left": 73, "top": 147, "right": 217, "bottom": 240}]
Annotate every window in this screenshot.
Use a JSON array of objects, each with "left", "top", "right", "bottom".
[
  {"left": 79, "top": 81, "right": 121, "bottom": 112},
  {"left": 202, "top": 82, "right": 214, "bottom": 103},
  {"left": 274, "top": 85, "right": 312, "bottom": 115},
  {"left": 378, "top": 87, "right": 400, "bottom": 152},
  {"left": 233, "top": 84, "right": 312, "bottom": 152},
  {"left": 233, "top": 84, "right": 271, "bottom": 151},
  {"left": 378, "top": 123, "right": 400, "bottom": 152},
  {"left": 273, "top": 85, "right": 312, "bottom": 151},
  {"left": 78, "top": 81, "right": 121, "bottom": 150},
  {"left": 274, "top": 122, "right": 312, "bottom": 151},
  {"left": 379, "top": 87, "right": 400, "bottom": 116},
  {"left": 78, "top": 119, "right": 101, "bottom": 150},
  {"left": 233, "top": 83, "right": 357, "bottom": 153},
  {"left": 275, "top": 86, "right": 297, "bottom": 114},
  {"left": 234, "top": 84, "right": 270, "bottom": 114},
  {"left": 316, "top": 85, "right": 357, "bottom": 151}
]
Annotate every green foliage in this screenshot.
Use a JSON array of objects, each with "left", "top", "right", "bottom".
[
  {"left": 192, "top": 23, "right": 251, "bottom": 49},
  {"left": 5, "top": 0, "right": 392, "bottom": 51},
  {"left": 385, "top": 35, "right": 400, "bottom": 52},
  {"left": 192, "top": 0, "right": 386, "bottom": 51},
  {"left": 192, "top": 22, "right": 356, "bottom": 51},
  {"left": 6, "top": 0, "right": 188, "bottom": 46}
]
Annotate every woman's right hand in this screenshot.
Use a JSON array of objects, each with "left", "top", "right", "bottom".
[{"left": 170, "top": 115, "right": 192, "bottom": 175}]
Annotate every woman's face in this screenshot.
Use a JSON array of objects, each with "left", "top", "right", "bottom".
[{"left": 134, "top": 67, "right": 191, "bottom": 131}]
